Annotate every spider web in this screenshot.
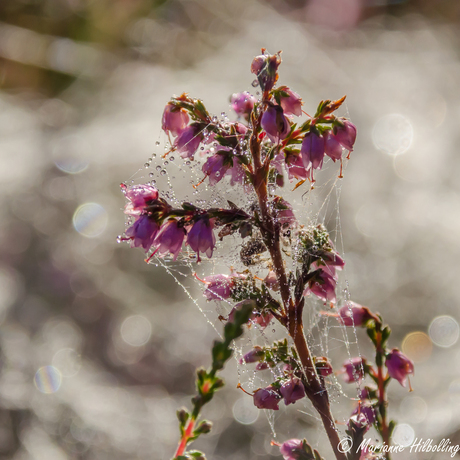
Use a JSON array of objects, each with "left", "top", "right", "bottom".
[{"left": 120, "top": 106, "right": 367, "bottom": 455}]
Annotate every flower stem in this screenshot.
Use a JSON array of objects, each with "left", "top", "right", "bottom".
[
  {"left": 249, "top": 108, "right": 347, "bottom": 460},
  {"left": 376, "top": 334, "right": 391, "bottom": 458},
  {"left": 174, "top": 418, "right": 195, "bottom": 458}
]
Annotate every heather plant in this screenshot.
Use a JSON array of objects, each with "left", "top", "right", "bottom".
[{"left": 119, "top": 50, "right": 414, "bottom": 460}]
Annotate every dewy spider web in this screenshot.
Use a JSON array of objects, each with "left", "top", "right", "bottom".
[{"left": 121, "top": 107, "right": 366, "bottom": 450}]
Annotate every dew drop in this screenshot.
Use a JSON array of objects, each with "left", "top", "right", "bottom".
[
  {"left": 164, "top": 161, "right": 169, "bottom": 166},
  {"left": 149, "top": 172, "right": 154, "bottom": 177},
  {"left": 169, "top": 156, "right": 175, "bottom": 161},
  {"left": 221, "top": 112, "right": 226, "bottom": 117},
  {"left": 144, "top": 163, "right": 150, "bottom": 168},
  {"left": 160, "top": 170, "right": 167, "bottom": 176},
  {"left": 155, "top": 141, "right": 160, "bottom": 146},
  {"left": 186, "top": 161, "right": 191, "bottom": 166},
  {"left": 116, "top": 235, "right": 122, "bottom": 243},
  {"left": 151, "top": 180, "right": 156, "bottom": 185},
  {"left": 211, "top": 116, "right": 218, "bottom": 123},
  {"left": 156, "top": 165, "right": 162, "bottom": 171},
  {"left": 272, "top": 329, "right": 276, "bottom": 333},
  {"left": 252, "top": 79, "right": 259, "bottom": 87},
  {"left": 215, "top": 171, "right": 220, "bottom": 177}
]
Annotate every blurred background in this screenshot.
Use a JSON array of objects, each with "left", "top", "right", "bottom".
[{"left": 1, "top": 0, "right": 460, "bottom": 459}]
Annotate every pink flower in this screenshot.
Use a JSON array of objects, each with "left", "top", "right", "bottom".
[
  {"left": 305, "top": 270, "right": 337, "bottom": 303},
  {"left": 253, "top": 386, "right": 281, "bottom": 410},
  {"left": 341, "top": 357, "right": 366, "bottom": 384},
  {"left": 264, "top": 270, "right": 279, "bottom": 291},
  {"left": 352, "top": 403, "right": 376, "bottom": 425},
  {"left": 385, "top": 349, "right": 414, "bottom": 388},
  {"left": 279, "top": 87, "right": 303, "bottom": 117},
  {"left": 231, "top": 92, "right": 257, "bottom": 118},
  {"left": 315, "top": 356, "right": 333, "bottom": 377},
  {"left": 174, "top": 125, "right": 202, "bottom": 159},
  {"left": 324, "top": 130, "right": 343, "bottom": 161},
  {"left": 202, "top": 273, "right": 240, "bottom": 300},
  {"left": 261, "top": 105, "right": 291, "bottom": 143},
  {"left": 250, "top": 54, "right": 266, "bottom": 75},
  {"left": 284, "top": 151, "right": 310, "bottom": 181},
  {"left": 333, "top": 119, "right": 357, "bottom": 151},
  {"left": 124, "top": 184, "right": 159, "bottom": 216},
  {"left": 227, "top": 159, "right": 246, "bottom": 186},
  {"left": 338, "top": 302, "right": 373, "bottom": 327},
  {"left": 348, "top": 412, "right": 371, "bottom": 434},
  {"left": 280, "top": 377, "right": 306, "bottom": 405},
  {"left": 251, "top": 311, "right": 273, "bottom": 329},
  {"left": 186, "top": 216, "right": 216, "bottom": 261},
  {"left": 316, "top": 249, "right": 345, "bottom": 270},
  {"left": 251, "top": 52, "right": 281, "bottom": 92},
  {"left": 301, "top": 131, "right": 325, "bottom": 171},
  {"left": 273, "top": 196, "right": 297, "bottom": 228},
  {"left": 202, "top": 153, "right": 230, "bottom": 186},
  {"left": 125, "top": 215, "right": 160, "bottom": 252},
  {"left": 280, "top": 439, "right": 303, "bottom": 460},
  {"left": 161, "top": 103, "right": 189, "bottom": 136},
  {"left": 153, "top": 219, "right": 186, "bottom": 260},
  {"left": 239, "top": 346, "right": 264, "bottom": 364}
]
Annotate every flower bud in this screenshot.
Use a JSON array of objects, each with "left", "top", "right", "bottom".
[
  {"left": 261, "top": 105, "right": 291, "bottom": 143},
  {"left": 333, "top": 119, "right": 357, "bottom": 151},
  {"left": 338, "top": 302, "right": 373, "bottom": 327},
  {"left": 174, "top": 124, "right": 203, "bottom": 159},
  {"left": 279, "top": 87, "right": 303, "bottom": 117},
  {"left": 315, "top": 356, "right": 333, "bottom": 377},
  {"left": 264, "top": 270, "right": 279, "bottom": 291},
  {"left": 251, "top": 52, "right": 281, "bottom": 92},
  {"left": 239, "top": 346, "right": 264, "bottom": 364},
  {"left": 280, "top": 439, "right": 303, "bottom": 460},
  {"left": 301, "top": 131, "right": 325, "bottom": 171},
  {"left": 324, "top": 129, "right": 343, "bottom": 161},
  {"left": 385, "top": 348, "right": 414, "bottom": 387},
  {"left": 154, "top": 219, "right": 186, "bottom": 260},
  {"left": 280, "top": 377, "right": 306, "bottom": 405},
  {"left": 341, "top": 357, "right": 366, "bottom": 384},
  {"left": 305, "top": 269, "right": 337, "bottom": 303},
  {"left": 231, "top": 92, "right": 257, "bottom": 118},
  {"left": 253, "top": 385, "right": 281, "bottom": 410},
  {"left": 125, "top": 215, "right": 160, "bottom": 252},
  {"left": 124, "top": 184, "right": 159, "bottom": 216},
  {"left": 187, "top": 216, "right": 216, "bottom": 261},
  {"left": 161, "top": 103, "right": 189, "bottom": 136}
]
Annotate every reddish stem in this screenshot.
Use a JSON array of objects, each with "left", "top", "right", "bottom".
[{"left": 174, "top": 419, "right": 195, "bottom": 458}]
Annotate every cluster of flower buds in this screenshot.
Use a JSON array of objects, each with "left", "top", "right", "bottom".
[
  {"left": 333, "top": 301, "right": 414, "bottom": 440},
  {"left": 296, "top": 225, "right": 345, "bottom": 303},
  {"left": 121, "top": 184, "right": 252, "bottom": 262},
  {"left": 279, "top": 438, "right": 324, "bottom": 460}
]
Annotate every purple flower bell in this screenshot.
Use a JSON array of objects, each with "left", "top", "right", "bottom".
[
  {"left": 186, "top": 216, "right": 216, "bottom": 261},
  {"left": 161, "top": 103, "right": 189, "bottom": 136},
  {"left": 174, "top": 124, "right": 202, "bottom": 159},
  {"left": 333, "top": 119, "right": 357, "bottom": 151},
  {"left": 231, "top": 92, "right": 257, "bottom": 118},
  {"left": 202, "top": 152, "right": 230, "bottom": 186},
  {"left": 385, "top": 349, "right": 414, "bottom": 388},
  {"left": 239, "top": 346, "right": 264, "bottom": 364},
  {"left": 301, "top": 131, "right": 325, "bottom": 172},
  {"left": 261, "top": 105, "right": 291, "bottom": 143},
  {"left": 306, "top": 270, "right": 337, "bottom": 303},
  {"left": 280, "top": 439, "right": 304, "bottom": 460},
  {"left": 125, "top": 215, "right": 160, "bottom": 252},
  {"left": 124, "top": 184, "right": 159, "bottom": 216},
  {"left": 324, "top": 130, "right": 343, "bottom": 161},
  {"left": 153, "top": 219, "right": 186, "bottom": 261},
  {"left": 253, "top": 385, "right": 281, "bottom": 410},
  {"left": 338, "top": 302, "right": 373, "bottom": 327},
  {"left": 279, "top": 87, "right": 303, "bottom": 117},
  {"left": 341, "top": 357, "right": 366, "bottom": 384},
  {"left": 280, "top": 377, "right": 306, "bottom": 405}
]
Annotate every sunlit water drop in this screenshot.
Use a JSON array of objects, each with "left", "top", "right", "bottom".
[
  {"left": 372, "top": 114, "right": 413, "bottom": 156},
  {"left": 34, "top": 365, "right": 62, "bottom": 394},
  {"left": 73, "top": 203, "right": 108, "bottom": 238}
]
